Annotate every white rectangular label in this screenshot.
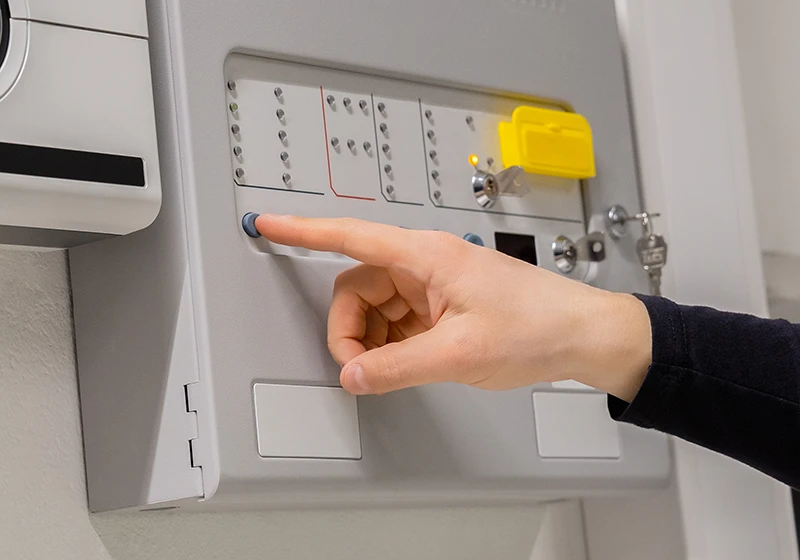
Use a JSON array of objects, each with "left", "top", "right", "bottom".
[
  {"left": 253, "top": 384, "right": 362, "bottom": 459},
  {"left": 533, "top": 392, "right": 621, "bottom": 459}
]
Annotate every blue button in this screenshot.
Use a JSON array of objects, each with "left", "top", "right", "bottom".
[
  {"left": 242, "top": 213, "right": 261, "bottom": 238},
  {"left": 463, "top": 233, "right": 484, "bottom": 246}
]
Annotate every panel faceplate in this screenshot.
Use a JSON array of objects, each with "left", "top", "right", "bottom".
[{"left": 225, "top": 56, "right": 586, "bottom": 263}]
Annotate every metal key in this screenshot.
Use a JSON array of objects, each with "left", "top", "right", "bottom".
[{"left": 632, "top": 213, "right": 668, "bottom": 296}]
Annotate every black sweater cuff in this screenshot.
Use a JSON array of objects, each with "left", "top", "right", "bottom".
[{"left": 608, "top": 294, "right": 687, "bottom": 426}]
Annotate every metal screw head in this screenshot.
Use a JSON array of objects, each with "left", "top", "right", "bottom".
[
  {"left": 278, "top": 130, "right": 288, "bottom": 142},
  {"left": 363, "top": 142, "right": 372, "bottom": 153},
  {"left": 274, "top": 87, "right": 283, "bottom": 99},
  {"left": 384, "top": 164, "right": 393, "bottom": 174},
  {"left": 429, "top": 150, "right": 437, "bottom": 160},
  {"left": 433, "top": 190, "right": 442, "bottom": 200},
  {"left": 347, "top": 139, "right": 356, "bottom": 151},
  {"left": 359, "top": 100, "right": 368, "bottom": 111},
  {"left": 427, "top": 130, "right": 435, "bottom": 140},
  {"left": 326, "top": 95, "right": 335, "bottom": 106},
  {"left": 379, "top": 123, "right": 388, "bottom": 135},
  {"left": 276, "top": 108, "right": 285, "bottom": 121},
  {"left": 331, "top": 137, "right": 340, "bottom": 148},
  {"left": 425, "top": 109, "right": 433, "bottom": 122},
  {"left": 282, "top": 173, "right": 292, "bottom": 185},
  {"left": 466, "top": 115, "right": 474, "bottom": 126},
  {"left": 431, "top": 170, "right": 440, "bottom": 181},
  {"left": 231, "top": 124, "right": 241, "bottom": 135},
  {"left": 382, "top": 144, "right": 391, "bottom": 154},
  {"left": 235, "top": 168, "right": 245, "bottom": 178},
  {"left": 280, "top": 151, "right": 289, "bottom": 162},
  {"left": 343, "top": 97, "right": 352, "bottom": 108},
  {"left": 233, "top": 146, "right": 243, "bottom": 157},
  {"left": 386, "top": 185, "right": 395, "bottom": 195},
  {"left": 377, "top": 102, "right": 386, "bottom": 114},
  {"left": 227, "top": 80, "right": 237, "bottom": 91},
  {"left": 229, "top": 102, "right": 239, "bottom": 113}
]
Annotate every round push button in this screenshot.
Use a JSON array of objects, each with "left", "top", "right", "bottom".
[
  {"left": 242, "top": 213, "right": 261, "bottom": 238},
  {"left": 463, "top": 233, "right": 484, "bottom": 246}
]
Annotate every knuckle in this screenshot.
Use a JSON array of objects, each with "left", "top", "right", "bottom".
[{"left": 375, "top": 351, "right": 405, "bottom": 392}]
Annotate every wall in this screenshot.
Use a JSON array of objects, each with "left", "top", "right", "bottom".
[
  {"left": 731, "top": 0, "right": 800, "bottom": 258},
  {"left": 0, "top": 248, "right": 587, "bottom": 560}
]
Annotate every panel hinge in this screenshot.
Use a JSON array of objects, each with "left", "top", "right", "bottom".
[{"left": 184, "top": 383, "right": 202, "bottom": 471}]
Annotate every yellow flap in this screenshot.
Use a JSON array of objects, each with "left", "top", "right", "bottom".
[{"left": 498, "top": 106, "right": 596, "bottom": 180}]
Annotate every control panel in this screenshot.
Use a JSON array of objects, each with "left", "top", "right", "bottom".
[
  {"left": 225, "top": 56, "right": 590, "bottom": 276},
  {"left": 71, "top": 0, "right": 670, "bottom": 514}
]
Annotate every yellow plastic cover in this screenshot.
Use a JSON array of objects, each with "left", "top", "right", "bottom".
[{"left": 498, "top": 106, "right": 596, "bottom": 180}]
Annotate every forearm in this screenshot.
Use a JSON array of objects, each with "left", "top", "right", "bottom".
[{"left": 602, "top": 295, "right": 800, "bottom": 488}]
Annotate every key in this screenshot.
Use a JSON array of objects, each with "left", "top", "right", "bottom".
[{"left": 632, "top": 213, "right": 668, "bottom": 296}]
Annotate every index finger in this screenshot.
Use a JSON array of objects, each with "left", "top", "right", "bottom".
[{"left": 254, "top": 214, "right": 420, "bottom": 268}]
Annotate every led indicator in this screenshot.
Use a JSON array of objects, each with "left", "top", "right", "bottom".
[{"left": 469, "top": 154, "right": 480, "bottom": 167}]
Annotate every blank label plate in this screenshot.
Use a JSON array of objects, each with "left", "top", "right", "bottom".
[{"left": 253, "top": 384, "right": 362, "bottom": 459}]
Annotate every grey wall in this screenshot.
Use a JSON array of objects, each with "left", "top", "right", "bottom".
[{"left": 0, "top": 248, "right": 589, "bottom": 560}]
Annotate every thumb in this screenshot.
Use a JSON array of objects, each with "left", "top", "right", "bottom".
[{"left": 339, "top": 327, "right": 461, "bottom": 395}]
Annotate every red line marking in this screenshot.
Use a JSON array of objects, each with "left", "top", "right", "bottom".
[{"left": 320, "top": 87, "right": 376, "bottom": 201}]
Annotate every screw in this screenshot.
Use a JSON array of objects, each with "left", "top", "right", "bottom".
[
  {"left": 280, "top": 151, "right": 289, "bottom": 162},
  {"left": 425, "top": 109, "right": 433, "bottom": 122},
  {"left": 359, "top": 100, "right": 368, "bottom": 111},
  {"left": 282, "top": 173, "right": 292, "bottom": 185},
  {"left": 326, "top": 95, "right": 335, "bottom": 106},
  {"left": 377, "top": 102, "right": 386, "bottom": 114},
  {"left": 431, "top": 170, "right": 440, "bottom": 181},
  {"left": 343, "top": 97, "right": 352, "bottom": 108},
  {"left": 276, "top": 108, "right": 285, "bottom": 121},
  {"left": 433, "top": 190, "right": 442, "bottom": 200},
  {"left": 331, "top": 137, "right": 340, "bottom": 148},
  {"left": 384, "top": 164, "right": 393, "bottom": 174},
  {"left": 427, "top": 130, "right": 435, "bottom": 140},
  {"left": 466, "top": 115, "right": 474, "bottom": 126},
  {"left": 347, "top": 139, "right": 356, "bottom": 150},
  {"left": 278, "top": 130, "right": 288, "bottom": 142},
  {"left": 386, "top": 185, "right": 395, "bottom": 195},
  {"left": 235, "top": 168, "right": 245, "bottom": 178},
  {"left": 379, "top": 123, "right": 389, "bottom": 135},
  {"left": 231, "top": 124, "right": 240, "bottom": 135},
  {"left": 429, "top": 150, "right": 437, "bottom": 160},
  {"left": 274, "top": 87, "right": 283, "bottom": 99},
  {"left": 363, "top": 142, "right": 372, "bottom": 153},
  {"left": 382, "top": 144, "right": 391, "bottom": 154},
  {"left": 229, "top": 102, "right": 239, "bottom": 113},
  {"left": 233, "top": 146, "right": 243, "bottom": 157},
  {"left": 227, "top": 80, "right": 237, "bottom": 91}
]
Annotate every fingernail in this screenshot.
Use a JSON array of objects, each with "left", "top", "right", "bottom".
[{"left": 343, "top": 363, "right": 371, "bottom": 395}]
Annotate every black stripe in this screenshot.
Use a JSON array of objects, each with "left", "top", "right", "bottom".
[{"left": 0, "top": 142, "right": 146, "bottom": 187}]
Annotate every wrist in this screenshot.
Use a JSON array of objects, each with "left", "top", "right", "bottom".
[{"left": 574, "top": 292, "right": 653, "bottom": 402}]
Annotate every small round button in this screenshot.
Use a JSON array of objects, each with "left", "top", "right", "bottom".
[
  {"left": 463, "top": 233, "right": 484, "bottom": 246},
  {"left": 242, "top": 213, "right": 261, "bottom": 238}
]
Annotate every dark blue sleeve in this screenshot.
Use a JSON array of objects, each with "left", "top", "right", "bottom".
[{"left": 609, "top": 294, "right": 800, "bottom": 489}]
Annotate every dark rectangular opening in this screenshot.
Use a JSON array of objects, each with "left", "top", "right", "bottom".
[
  {"left": 0, "top": 142, "right": 145, "bottom": 187},
  {"left": 495, "top": 232, "right": 538, "bottom": 266}
]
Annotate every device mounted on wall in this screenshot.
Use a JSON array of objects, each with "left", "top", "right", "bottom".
[{"left": 0, "top": 0, "right": 161, "bottom": 249}]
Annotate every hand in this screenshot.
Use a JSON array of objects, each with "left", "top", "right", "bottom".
[{"left": 255, "top": 215, "right": 652, "bottom": 401}]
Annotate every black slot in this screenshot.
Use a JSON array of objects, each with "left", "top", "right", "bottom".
[
  {"left": 0, "top": 142, "right": 146, "bottom": 187},
  {"left": 495, "top": 232, "right": 538, "bottom": 266}
]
